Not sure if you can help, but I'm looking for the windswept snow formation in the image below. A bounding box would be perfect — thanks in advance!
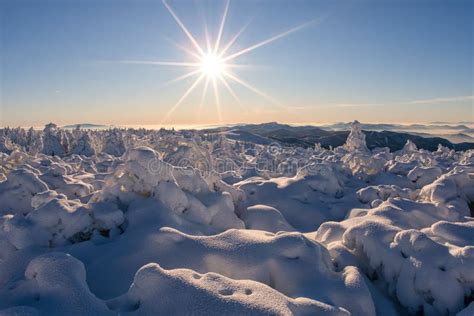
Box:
[0,122,473,315]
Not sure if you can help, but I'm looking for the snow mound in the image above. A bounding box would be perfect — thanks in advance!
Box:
[419,166,474,217]
[342,222,474,315]
[143,228,376,315]
[407,166,442,188]
[236,163,349,232]
[357,185,417,204]
[97,146,244,230]
[109,263,350,315]
[0,169,48,215]
[314,196,474,315]
[240,204,296,232]
[422,220,474,247]
[3,197,124,249]
[0,253,111,315]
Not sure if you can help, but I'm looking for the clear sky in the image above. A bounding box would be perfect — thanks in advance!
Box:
[1,0,473,127]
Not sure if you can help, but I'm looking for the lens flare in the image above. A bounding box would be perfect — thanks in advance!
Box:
[122,0,312,123]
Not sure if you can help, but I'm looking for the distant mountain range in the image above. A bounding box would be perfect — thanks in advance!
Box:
[203,122,474,152]
[59,121,474,151]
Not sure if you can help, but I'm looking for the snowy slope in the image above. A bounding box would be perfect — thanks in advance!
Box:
[0,121,473,315]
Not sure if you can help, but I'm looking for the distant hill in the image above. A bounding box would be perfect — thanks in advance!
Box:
[62,123,109,129]
[205,122,474,152]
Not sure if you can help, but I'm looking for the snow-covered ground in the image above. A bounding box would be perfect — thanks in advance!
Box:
[0,121,473,315]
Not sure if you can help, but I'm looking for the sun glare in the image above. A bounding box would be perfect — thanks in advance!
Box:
[200,53,225,78]
[122,0,312,123]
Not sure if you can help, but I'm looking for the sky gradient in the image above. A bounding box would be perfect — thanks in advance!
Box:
[1,0,473,127]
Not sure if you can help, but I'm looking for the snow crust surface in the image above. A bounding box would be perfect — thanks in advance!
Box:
[0,122,473,315]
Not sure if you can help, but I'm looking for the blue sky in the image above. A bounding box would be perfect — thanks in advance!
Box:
[1,0,472,127]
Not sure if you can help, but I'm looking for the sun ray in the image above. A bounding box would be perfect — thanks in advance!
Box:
[118,60,200,67]
[204,23,212,54]
[222,21,313,62]
[211,77,222,122]
[218,17,254,58]
[224,63,259,69]
[218,75,247,113]
[161,74,205,123]
[214,0,230,54]
[197,77,210,122]
[197,0,212,55]
[223,71,282,107]
[162,0,206,56]
[167,69,202,85]
[164,37,203,61]
[218,75,238,102]
[137,0,312,122]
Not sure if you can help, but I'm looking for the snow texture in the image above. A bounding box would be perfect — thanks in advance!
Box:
[0,122,473,315]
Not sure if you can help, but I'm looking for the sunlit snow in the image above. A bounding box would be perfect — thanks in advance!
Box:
[0,121,473,315]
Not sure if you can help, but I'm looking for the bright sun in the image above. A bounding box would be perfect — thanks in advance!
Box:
[123,0,311,123]
[200,54,225,78]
